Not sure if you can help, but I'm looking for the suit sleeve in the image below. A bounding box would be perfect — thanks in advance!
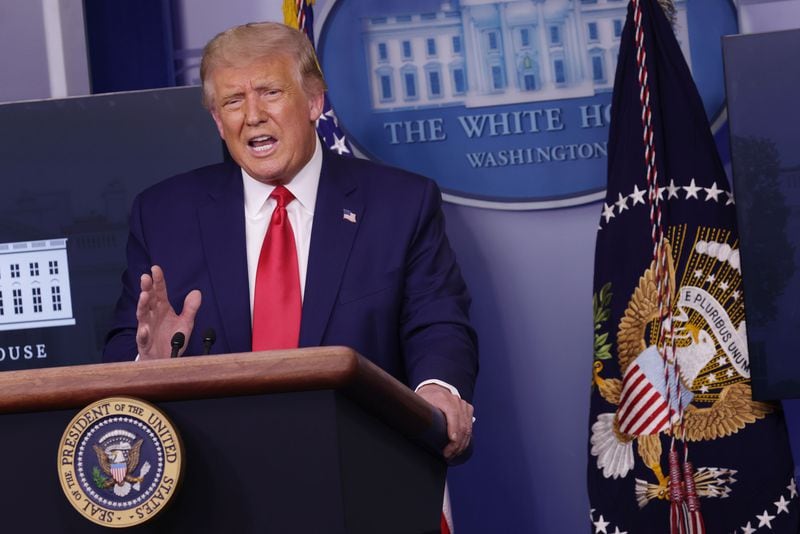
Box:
[400,179,479,402]
[102,194,150,362]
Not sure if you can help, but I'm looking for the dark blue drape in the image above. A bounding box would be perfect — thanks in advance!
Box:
[83,0,177,93]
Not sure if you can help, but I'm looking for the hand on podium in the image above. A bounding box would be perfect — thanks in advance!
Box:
[136,265,202,360]
[416,383,474,460]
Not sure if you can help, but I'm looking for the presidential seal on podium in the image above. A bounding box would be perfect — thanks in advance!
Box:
[57,397,184,528]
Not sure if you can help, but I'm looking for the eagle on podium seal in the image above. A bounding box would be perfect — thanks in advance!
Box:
[57,397,183,528]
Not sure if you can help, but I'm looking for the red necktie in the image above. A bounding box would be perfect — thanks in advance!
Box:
[251,185,301,351]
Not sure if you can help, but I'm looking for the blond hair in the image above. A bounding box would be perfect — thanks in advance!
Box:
[200,22,327,109]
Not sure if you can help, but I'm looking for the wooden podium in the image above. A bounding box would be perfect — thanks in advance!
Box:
[0,347,448,533]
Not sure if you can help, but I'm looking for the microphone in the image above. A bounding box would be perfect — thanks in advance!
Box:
[202,327,216,355]
[170,332,185,358]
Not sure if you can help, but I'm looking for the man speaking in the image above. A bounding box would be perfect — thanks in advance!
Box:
[103,22,478,460]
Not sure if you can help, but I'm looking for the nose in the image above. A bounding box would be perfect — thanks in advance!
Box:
[244,93,266,126]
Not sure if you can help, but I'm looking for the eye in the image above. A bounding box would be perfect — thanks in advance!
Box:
[222,97,243,109]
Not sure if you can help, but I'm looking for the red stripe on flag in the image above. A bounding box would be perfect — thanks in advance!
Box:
[630,399,668,435]
[617,370,649,422]
[619,387,660,434]
[441,512,451,534]
[618,370,646,411]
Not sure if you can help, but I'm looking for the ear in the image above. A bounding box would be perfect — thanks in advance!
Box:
[308,90,324,122]
[210,109,225,139]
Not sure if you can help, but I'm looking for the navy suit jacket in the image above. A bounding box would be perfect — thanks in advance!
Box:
[103,150,478,401]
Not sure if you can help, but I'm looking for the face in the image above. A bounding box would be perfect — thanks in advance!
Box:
[208,54,324,185]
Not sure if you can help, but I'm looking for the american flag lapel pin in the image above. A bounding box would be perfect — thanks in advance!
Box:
[342,208,357,223]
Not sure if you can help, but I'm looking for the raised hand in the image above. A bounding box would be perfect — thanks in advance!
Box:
[135,265,202,360]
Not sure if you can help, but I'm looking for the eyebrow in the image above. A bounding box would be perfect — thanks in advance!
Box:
[219,89,245,101]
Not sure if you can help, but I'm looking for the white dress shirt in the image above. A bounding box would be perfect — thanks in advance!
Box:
[242,137,322,315]
[241,138,460,398]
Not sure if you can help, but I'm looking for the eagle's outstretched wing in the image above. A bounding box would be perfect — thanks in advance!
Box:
[682,382,774,441]
[617,241,676,375]
[127,439,143,472]
[93,444,111,475]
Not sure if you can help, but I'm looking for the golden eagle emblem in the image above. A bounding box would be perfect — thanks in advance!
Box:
[591,230,775,507]
[92,430,150,497]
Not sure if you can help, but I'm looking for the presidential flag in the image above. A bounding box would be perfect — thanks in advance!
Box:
[283,0,353,157]
[588,1,799,532]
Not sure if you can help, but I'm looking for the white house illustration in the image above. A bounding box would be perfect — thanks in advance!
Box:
[0,239,76,331]
[363,0,690,110]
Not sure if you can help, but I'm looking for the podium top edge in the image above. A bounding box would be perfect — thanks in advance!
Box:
[0,346,361,413]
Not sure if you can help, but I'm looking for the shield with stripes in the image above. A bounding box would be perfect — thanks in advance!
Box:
[616,345,693,436]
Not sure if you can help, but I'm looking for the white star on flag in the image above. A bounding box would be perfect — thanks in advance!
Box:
[683,178,701,199]
[788,479,798,498]
[602,203,616,223]
[666,178,681,199]
[615,193,629,213]
[630,184,646,205]
[593,514,610,534]
[726,190,736,205]
[775,495,791,514]
[757,509,776,528]
[740,521,756,534]
[330,133,351,155]
[704,181,723,201]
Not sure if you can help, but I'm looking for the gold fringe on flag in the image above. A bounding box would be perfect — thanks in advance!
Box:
[283,0,299,28]
[283,0,316,29]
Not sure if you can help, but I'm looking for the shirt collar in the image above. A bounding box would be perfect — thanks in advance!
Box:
[242,136,322,217]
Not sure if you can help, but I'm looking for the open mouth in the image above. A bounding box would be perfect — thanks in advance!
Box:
[248,135,276,153]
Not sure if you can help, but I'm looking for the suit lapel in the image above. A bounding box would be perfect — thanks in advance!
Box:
[197,162,252,353]
[300,152,362,347]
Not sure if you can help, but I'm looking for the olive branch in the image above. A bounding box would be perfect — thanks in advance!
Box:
[92,466,109,489]
[593,282,613,361]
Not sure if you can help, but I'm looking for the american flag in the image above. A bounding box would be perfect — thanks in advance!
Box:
[616,346,693,436]
[342,208,356,224]
[283,0,353,158]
